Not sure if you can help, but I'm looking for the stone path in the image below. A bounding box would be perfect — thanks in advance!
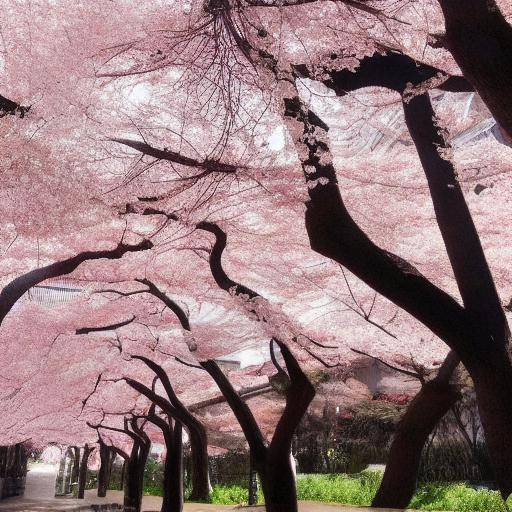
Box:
[0,463,411,511]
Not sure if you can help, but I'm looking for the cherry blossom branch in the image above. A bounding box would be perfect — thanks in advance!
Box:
[76,315,136,335]
[112,138,240,174]
[0,239,153,326]
[81,373,103,414]
[350,348,422,380]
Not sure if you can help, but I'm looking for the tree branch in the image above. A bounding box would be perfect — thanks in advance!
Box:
[0,239,152,326]
[200,359,267,454]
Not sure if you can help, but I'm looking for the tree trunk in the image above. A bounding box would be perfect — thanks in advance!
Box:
[71,447,80,490]
[97,442,111,498]
[126,357,211,502]
[468,348,512,497]
[372,380,460,508]
[77,444,93,500]
[202,346,314,512]
[283,68,512,500]
[258,453,298,512]
[124,442,150,512]
[438,0,512,141]
[188,428,210,502]
[162,421,184,512]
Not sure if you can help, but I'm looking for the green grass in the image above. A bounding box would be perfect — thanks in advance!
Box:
[150,472,510,510]
[296,471,382,506]
[410,482,508,512]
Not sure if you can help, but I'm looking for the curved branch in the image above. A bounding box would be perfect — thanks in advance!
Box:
[283,95,480,364]
[195,221,259,298]
[269,339,315,455]
[134,279,191,331]
[200,359,266,455]
[350,348,421,380]
[0,239,153,326]
[112,138,239,174]
[76,316,136,335]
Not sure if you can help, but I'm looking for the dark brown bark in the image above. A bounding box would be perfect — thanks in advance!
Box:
[437,0,512,140]
[142,405,184,512]
[201,339,315,512]
[196,220,314,511]
[0,94,30,118]
[372,352,460,508]
[165,421,184,512]
[283,52,512,499]
[97,439,114,498]
[123,419,151,512]
[128,355,211,501]
[77,444,94,499]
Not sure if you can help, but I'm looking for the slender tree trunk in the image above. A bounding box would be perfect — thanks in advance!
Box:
[71,447,80,489]
[162,421,184,512]
[202,344,314,512]
[124,443,150,512]
[77,445,94,500]
[126,356,211,502]
[97,441,111,497]
[188,428,210,502]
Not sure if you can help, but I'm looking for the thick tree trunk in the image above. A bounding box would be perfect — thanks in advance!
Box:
[97,442,111,498]
[162,421,184,512]
[372,380,460,507]
[468,348,512,497]
[188,428,210,502]
[124,442,150,512]
[438,0,512,141]
[202,344,314,512]
[126,357,211,502]
[258,454,298,512]
[283,63,512,500]
[77,444,94,500]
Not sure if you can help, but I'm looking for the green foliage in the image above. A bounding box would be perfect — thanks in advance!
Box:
[410,483,508,512]
[144,484,163,497]
[209,484,264,505]
[296,471,382,506]
[143,457,164,489]
[199,473,510,511]
[295,473,509,512]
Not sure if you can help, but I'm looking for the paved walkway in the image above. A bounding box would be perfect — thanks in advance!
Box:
[0,463,411,511]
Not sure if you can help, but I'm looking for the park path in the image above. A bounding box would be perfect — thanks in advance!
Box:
[0,463,412,511]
